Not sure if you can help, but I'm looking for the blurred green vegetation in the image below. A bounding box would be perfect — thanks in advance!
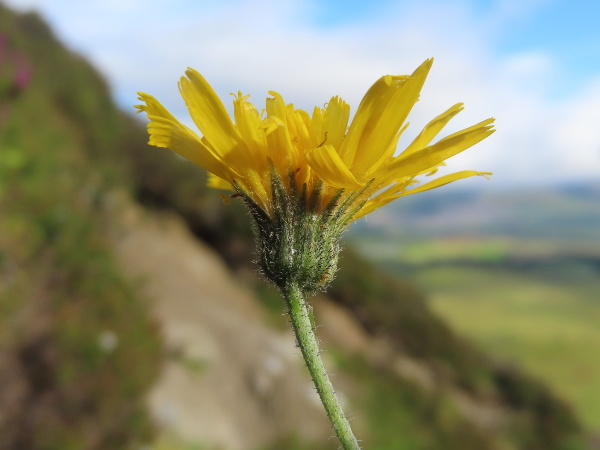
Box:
[413,264,600,429]
[333,350,496,450]
[0,2,589,449]
[328,250,586,449]
[349,186,600,432]
[1,5,161,449]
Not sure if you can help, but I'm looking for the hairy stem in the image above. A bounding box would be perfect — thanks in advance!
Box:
[283,283,361,450]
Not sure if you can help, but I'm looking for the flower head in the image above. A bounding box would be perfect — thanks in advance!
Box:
[136,60,494,292]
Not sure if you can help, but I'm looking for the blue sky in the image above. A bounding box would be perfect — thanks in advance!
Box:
[489,0,600,96]
[4,0,600,187]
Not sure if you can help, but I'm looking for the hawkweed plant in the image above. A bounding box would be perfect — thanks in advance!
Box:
[136,59,494,449]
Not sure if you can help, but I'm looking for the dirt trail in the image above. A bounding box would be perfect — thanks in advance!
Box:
[108,196,333,449]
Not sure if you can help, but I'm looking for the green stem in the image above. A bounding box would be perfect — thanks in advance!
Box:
[283,283,361,450]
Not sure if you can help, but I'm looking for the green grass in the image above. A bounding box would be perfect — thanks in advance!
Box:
[1,7,163,447]
[350,228,600,431]
[330,352,496,450]
[351,235,600,266]
[409,264,600,430]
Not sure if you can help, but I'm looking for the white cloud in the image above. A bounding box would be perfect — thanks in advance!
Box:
[4,0,600,187]
[552,78,600,176]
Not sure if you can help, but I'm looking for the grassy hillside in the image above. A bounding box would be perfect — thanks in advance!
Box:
[0,6,161,449]
[348,185,600,431]
[417,264,600,429]
[0,3,589,449]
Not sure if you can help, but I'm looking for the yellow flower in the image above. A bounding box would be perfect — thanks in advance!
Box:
[135,59,494,223]
[136,61,495,447]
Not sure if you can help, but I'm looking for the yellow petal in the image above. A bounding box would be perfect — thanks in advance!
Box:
[339,74,408,166]
[266,90,289,122]
[350,178,412,220]
[311,106,325,141]
[399,170,492,197]
[352,195,394,221]
[400,103,464,156]
[288,107,315,152]
[306,144,363,189]
[232,92,269,171]
[286,108,316,187]
[261,115,285,135]
[321,96,350,150]
[350,59,433,176]
[136,92,236,181]
[364,121,410,179]
[353,170,491,220]
[207,173,234,190]
[179,69,246,161]
[380,118,495,182]
[233,92,264,146]
[238,168,271,213]
[264,91,296,170]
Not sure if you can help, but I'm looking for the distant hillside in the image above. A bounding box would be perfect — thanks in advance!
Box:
[351,182,600,242]
[0,2,589,449]
[346,179,600,436]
